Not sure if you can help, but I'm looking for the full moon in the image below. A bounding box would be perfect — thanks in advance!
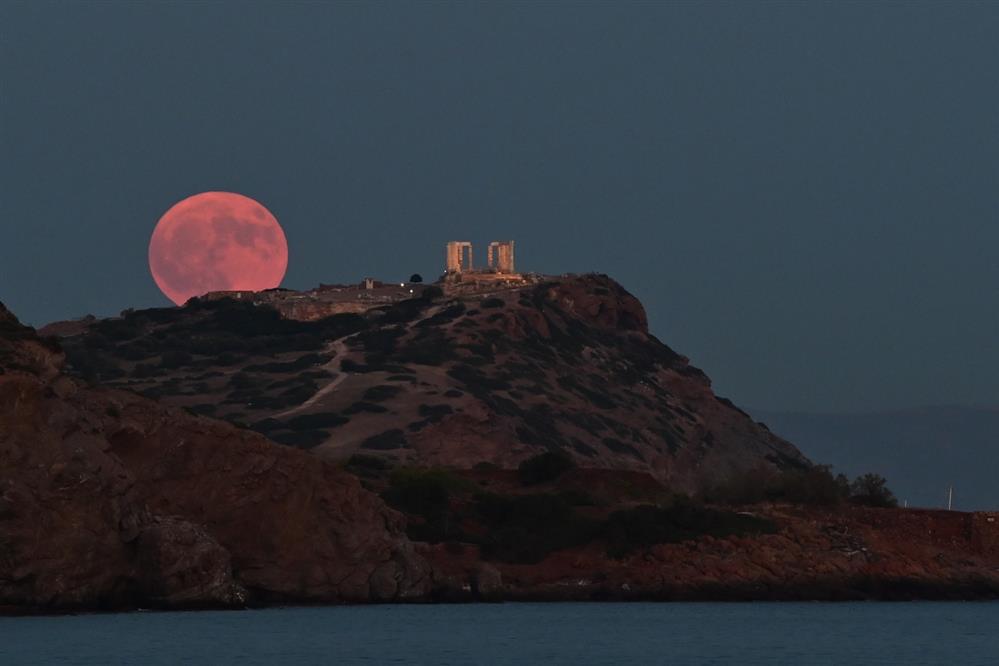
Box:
[149,192,288,306]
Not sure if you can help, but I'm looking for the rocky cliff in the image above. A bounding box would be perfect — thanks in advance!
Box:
[0,303,429,612]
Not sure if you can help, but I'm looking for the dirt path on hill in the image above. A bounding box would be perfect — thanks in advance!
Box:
[272,338,350,419]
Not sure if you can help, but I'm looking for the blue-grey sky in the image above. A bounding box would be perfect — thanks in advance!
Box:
[1,1,997,412]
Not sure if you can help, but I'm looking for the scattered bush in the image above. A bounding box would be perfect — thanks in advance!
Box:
[602,497,777,558]
[360,429,408,450]
[245,353,326,373]
[559,489,598,507]
[517,450,575,486]
[382,468,471,542]
[704,466,896,508]
[268,429,329,449]
[378,299,428,325]
[344,401,388,414]
[362,384,404,402]
[418,404,453,421]
[416,303,466,328]
[475,493,596,564]
[386,374,416,382]
[340,358,376,373]
[420,286,444,302]
[346,454,392,478]
[850,473,898,508]
[159,349,192,369]
[132,363,159,379]
[602,437,645,460]
[447,364,511,393]
[283,412,349,430]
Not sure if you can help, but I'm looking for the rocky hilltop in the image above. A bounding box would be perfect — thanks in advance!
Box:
[49,274,806,493]
[4,275,999,613]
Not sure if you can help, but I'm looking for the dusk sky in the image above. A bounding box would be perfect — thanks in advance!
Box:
[1,1,997,413]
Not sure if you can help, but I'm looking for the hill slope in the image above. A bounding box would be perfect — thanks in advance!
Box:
[51,274,808,492]
[0,302,429,611]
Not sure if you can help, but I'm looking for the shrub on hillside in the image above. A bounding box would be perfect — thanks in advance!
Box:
[849,473,898,508]
[705,466,897,508]
[475,492,597,564]
[284,412,349,430]
[363,384,404,402]
[159,349,192,369]
[360,429,408,450]
[602,497,777,558]
[420,286,444,302]
[268,429,329,449]
[517,450,575,486]
[345,454,392,479]
[382,468,471,542]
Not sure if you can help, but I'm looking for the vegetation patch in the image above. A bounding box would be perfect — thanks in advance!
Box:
[362,384,405,402]
[418,403,454,421]
[268,429,329,449]
[602,499,778,558]
[386,374,416,382]
[345,454,393,479]
[360,429,408,450]
[344,401,389,414]
[416,303,466,328]
[381,468,473,542]
[703,466,898,508]
[396,328,455,366]
[245,353,328,373]
[475,493,596,564]
[602,437,645,461]
[283,412,349,430]
[517,450,575,486]
[447,364,511,394]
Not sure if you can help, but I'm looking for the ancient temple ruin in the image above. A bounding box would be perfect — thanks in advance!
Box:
[445,240,515,274]
[445,241,473,273]
[487,241,515,274]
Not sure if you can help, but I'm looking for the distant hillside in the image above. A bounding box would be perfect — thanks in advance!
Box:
[755,407,999,510]
[47,274,807,492]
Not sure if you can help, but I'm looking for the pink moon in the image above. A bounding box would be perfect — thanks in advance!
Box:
[148,192,288,306]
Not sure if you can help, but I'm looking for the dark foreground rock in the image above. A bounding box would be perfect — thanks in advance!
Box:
[0,302,430,612]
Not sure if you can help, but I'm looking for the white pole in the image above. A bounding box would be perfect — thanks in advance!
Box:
[948,485,953,511]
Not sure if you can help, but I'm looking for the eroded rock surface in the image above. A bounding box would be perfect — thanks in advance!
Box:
[0,303,429,612]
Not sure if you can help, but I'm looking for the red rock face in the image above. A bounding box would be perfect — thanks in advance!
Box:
[104,398,430,602]
[0,303,429,612]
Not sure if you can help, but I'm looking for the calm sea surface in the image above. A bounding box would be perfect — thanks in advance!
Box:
[0,602,996,665]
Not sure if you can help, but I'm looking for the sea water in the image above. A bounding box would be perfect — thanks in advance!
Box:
[1,602,996,665]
